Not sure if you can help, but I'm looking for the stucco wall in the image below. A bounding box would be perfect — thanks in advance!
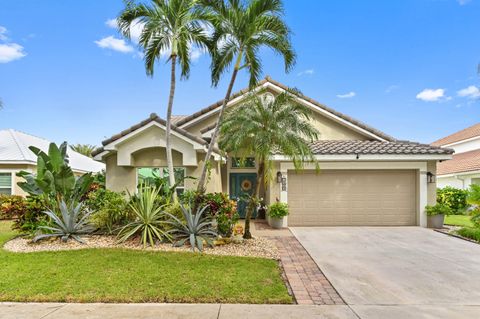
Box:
[437,173,480,190]
[105,154,137,194]
[427,161,437,205]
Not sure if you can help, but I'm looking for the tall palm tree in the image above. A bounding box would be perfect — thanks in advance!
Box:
[196,0,296,192]
[70,144,96,158]
[118,0,210,196]
[219,90,319,239]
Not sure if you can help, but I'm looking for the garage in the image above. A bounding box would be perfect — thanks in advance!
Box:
[287,170,417,226]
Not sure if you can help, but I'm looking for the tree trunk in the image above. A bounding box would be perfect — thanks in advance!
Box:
[196,67,239,193]
[244,161,264,239]
[166,55,177,201]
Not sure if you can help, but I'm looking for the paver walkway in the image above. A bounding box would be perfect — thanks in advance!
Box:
[252,221,344,306]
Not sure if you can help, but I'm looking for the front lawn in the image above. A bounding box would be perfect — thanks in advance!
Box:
[457,227,480,243]
[0,221,291,303]
[444,215,474,227]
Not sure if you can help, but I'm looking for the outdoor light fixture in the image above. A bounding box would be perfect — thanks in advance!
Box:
[427,172,436,183]
[276,171,283,183]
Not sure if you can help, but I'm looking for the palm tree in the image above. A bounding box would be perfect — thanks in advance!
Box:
[70,144,96,158]
[219,90,319,239]
[196,0,296,193]
[118,0,210,197]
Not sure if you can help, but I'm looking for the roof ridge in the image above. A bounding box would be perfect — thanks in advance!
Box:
[432,122,480,146]
[8,129,30,161]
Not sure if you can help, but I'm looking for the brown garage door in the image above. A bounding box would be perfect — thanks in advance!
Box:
[288,170,416,226]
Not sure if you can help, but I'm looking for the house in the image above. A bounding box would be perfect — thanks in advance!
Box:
[92,77,453,227]
[0,129,105,196]
[432,123,480,189]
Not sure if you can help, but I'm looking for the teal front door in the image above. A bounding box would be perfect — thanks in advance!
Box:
[230,173,257,218]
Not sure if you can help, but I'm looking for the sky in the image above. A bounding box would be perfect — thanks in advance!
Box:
[0,0,479,147]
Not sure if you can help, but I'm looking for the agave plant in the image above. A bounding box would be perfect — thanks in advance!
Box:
[166,204,217,252]
[117,185,170,247]
[33,201,94,243]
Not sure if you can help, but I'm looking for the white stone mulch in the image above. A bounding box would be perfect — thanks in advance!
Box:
[3,235,279,259]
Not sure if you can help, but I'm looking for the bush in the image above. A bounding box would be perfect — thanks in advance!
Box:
[267,202,289,219]
[197,192,238,237]
[457,227,480,242]
[0,195,27,220]
[85,188,130,234]
[425,203,452,216]
[8,196,49,235]
[437,187,468,214]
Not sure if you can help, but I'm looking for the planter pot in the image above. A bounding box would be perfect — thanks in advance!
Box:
[427,214,445,229]
[268,217,285,229]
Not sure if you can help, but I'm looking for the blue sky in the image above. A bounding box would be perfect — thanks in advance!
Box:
[0,0,479,147]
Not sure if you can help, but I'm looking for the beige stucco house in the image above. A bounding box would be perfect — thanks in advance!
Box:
[93,77,453,227]
[0,129,105,196]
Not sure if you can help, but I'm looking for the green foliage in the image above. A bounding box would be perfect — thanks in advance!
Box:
[471,210,480,228]
[467,184,480,206]
[194,192,238,237]
[0,195,26,220]
[425,203,453,216]
[69,144,96,158]
[267,202,289,219]
[436,186,468,214]
[16,142,94,209]
[457,227,480,242]
[33,201,94,243]
[139,169,193,204]
[166,205,217,252]
[11,196,49,235]
[85,188,130,234]
[117,185,170,247]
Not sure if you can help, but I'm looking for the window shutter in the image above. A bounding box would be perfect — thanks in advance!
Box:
[0,173,12,188]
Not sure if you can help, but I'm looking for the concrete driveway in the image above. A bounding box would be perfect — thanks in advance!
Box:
[291,227,480,319]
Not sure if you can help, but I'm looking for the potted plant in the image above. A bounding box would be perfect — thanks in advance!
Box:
[267,202,289,229]
[425,204,452,229]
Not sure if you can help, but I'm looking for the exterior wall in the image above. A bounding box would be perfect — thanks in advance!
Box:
[105,154,137,194]
[309,112,368,140]
[0,164,35,196]
[427,161,437,205]
[437,172,480,189]
[443,137,480,154]
[133,148,183,167]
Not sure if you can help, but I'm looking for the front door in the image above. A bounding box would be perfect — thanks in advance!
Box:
[229,173,257,218]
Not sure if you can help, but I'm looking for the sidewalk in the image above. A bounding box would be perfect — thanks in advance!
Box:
[0,303,357,319]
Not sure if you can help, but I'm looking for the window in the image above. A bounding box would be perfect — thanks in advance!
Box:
[0,173,12,195]
[231,157,256,168]
[137,167,186,195]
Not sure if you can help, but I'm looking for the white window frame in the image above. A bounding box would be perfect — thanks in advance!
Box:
[0,171,14,195]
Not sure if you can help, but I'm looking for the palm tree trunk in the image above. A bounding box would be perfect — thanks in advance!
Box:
[244,160,264,239]
[166,55,177,201]
[196,67,239,193]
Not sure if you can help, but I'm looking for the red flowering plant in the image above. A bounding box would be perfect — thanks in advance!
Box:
[197,192,239,237]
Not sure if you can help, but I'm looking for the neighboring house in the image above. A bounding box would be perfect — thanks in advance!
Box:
[432,123,480,189]
[93,77,453,227]
[0,129,105,196]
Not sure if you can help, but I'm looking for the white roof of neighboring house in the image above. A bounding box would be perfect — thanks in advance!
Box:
[0,129,105,173]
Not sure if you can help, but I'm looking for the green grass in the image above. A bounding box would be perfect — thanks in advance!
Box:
[457,227,480,243]
[444,215,474,227]
[0,221,291,303]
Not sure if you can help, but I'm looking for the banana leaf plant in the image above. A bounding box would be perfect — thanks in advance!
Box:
[16,142,94,210]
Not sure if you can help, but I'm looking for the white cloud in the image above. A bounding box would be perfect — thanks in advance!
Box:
[457,85,480,99]
[297,69,314,76]
[416,88,446,102]
[105,18,143,44]
[457,0,471,5]
[105,18,117,29]
[0,26,26,63]
[336,91,356,99]
[94,36,134,53]
[385,85,399,94]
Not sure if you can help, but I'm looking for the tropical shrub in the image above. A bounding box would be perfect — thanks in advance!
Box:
[85,188,130,234]
[166,205,217,252]
[11,196,49,235]
[425,203,452,216]
[117,185,170,247]
[196,192,238,237]
[33,201,94,243]
[267,202,289,219]
[437,187,468,214]
[467,184,480,228]
[0,195,26,220]
[16,142,94,210]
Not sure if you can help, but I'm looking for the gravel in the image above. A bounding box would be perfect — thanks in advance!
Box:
[3,235,279,259]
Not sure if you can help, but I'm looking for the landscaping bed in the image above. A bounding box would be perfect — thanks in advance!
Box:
[0,221,291,304]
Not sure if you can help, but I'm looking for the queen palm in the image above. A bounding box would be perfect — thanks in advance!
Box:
[118,0,209,197]
[69,144,96,158]
[196,0,296,193]
[219,90,319,239]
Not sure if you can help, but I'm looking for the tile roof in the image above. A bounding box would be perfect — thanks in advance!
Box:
[171,115,188,124]
[308,140,454,155]
[176,76,396,142]
[92,113,220,157]
[437,149,480,175]
[431,123,480,146]
[0,129,105,173]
